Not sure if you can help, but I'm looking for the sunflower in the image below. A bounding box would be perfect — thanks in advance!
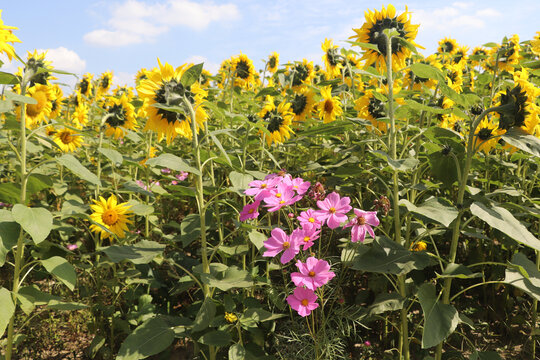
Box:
[24,50,56,86]
[102,94,138,139]
[96,71,113,97]
[113,85,134,99]
[532,32,540,56]
[49,84,63,120]
[267,52,279,73]
[287,59,315,87]
[350,4,421,72]
[434,96,455,125]
[72,100,89,129]
[0,10,21,61]
[438,37,458,55]
[470,46,489,68]
[445,63,464,93]
[321,38,343,79]
[90,194,133,240]
[17,83,53,128]
[137,59,208,144]
[230,53,258,89]
[52,127,84,152]
[440,114,466,137]
[355,89,388,133]
[494,84,538,135]
[135,68,148,85]
[199,69,212,87]
[474,119,505,154]
[318,86,343,124]
[405,57,438,91]
[77,73,94,98]
[451,46,469,66]
[491,34,520,73]
[259,97,294,146]
[289,86,315,122]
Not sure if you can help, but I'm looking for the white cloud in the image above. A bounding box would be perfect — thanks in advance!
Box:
[84,0,240,47]
[0,54,20,74]
[476,8,502,17]
[112,71,135,88]
[37,47,86,74]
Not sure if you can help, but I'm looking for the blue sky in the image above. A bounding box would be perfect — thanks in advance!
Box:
[1,0,538,90]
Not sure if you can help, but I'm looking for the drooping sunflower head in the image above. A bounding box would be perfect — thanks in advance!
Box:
[89,194,133,240]
[113,85,134,99]
[52,127,84,153]
[355,89,387,133]
[350,4,421,72]
[259,97,294,146]
[199,69,212,87]
[438,37,459,55]
[267,52,280,73]
[137,59,208,144]
[491,34,521,72]
[97,71,113,97]
[135,68,148,85]
[25,50,55,86]
[321,38,343,79]
[102,94,138,139]
[474,118,505,154]
[0,10,21,61]
[287,59,315,88]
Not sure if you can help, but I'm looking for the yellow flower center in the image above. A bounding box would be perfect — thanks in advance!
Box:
[357,216,366,225]
[102,209,119,226]
[329,207,336,214]
[261,184,267,188]
[59,131,74,144]
[304,236,310,242]
[279,200,285,204]
[301,299,309,306]
[275,193,282,198]
[308,217,315,223]
[282,241,290,249]
[308,271,316,277]
[248,208,254,214]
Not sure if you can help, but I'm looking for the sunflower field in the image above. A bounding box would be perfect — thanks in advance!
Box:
[1,4,540,360]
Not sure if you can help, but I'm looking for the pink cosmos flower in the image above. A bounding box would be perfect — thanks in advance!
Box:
[171,180,178,185]
[315,192,352,229]
[286,287,319,317]
[292,223,320,250]
[67,244,78,251]
[176,172,189,181]
[291,257,335,290]
[263,228,300,264]
[343,209,380,243]
[244,177,280,201]
[263,183,302,212]
[161,168,171,174]
[297,209,322,229]
[283,177,311,195]
[239,201,260,221]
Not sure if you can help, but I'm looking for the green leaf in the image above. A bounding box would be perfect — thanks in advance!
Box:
[438,263,481,279]
[229,344,246,360]
[192,297,216,332]
[0,72,19,85]
[11,204,52,244]
[470,351,503,360]
[0,99,14,113]
[200,266,253,291]
[417,283,459,349]
[17,285,87,313]
[229,171,253,190]
[99,148,123,166]
[41,256,77,291]
[504,253,540,301]
[0,287,15,337]
[210,132,232,167]
[88,335,106,359]
[346,40,380,52]
[180,213,201,247]
[101,240,166,265]
[255,87,280,99]
[26,173,53,196]
[366,293,404,317]
[0,182,21,204]
[248,230,266,251]
[117,317,175,360]
[180,63,204,87]
[409,63,444,81]
[126,200,154,216]
[0,221,19,266]
[5,90,38,105]
[470,201,540,252]
[502,127,540,157]
[372,150,419,172]
[57,154,101,186]
[145,153,200,175]
[351,237,431,275]
[199,330,231,347]
[399,197,458,227]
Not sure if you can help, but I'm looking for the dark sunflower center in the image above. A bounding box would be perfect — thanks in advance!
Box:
[452,51,464,64]
[106,104,128,127]
[247,114,258,123]
[291,94,307,115]
[59,131,73,144]
[474,49,486,56]
[368,17,406,56]
[477,127,493,141]
[368,97,386,119]
[497,85,528,130]
[100,76,110,89]
[324,99,334,113]
[265,109,285,133]
[27,58,51,86]
[51,99,59,113]
[291,64,309,86]
[269,56,277,69]
[326,48,340,67]
[442,41,455,53]
[154,79,194,125]
[500,43,515,61]
[453,121,463,133]
[235,60,251,79]
[80,79,90,95]
[447,70,458,83]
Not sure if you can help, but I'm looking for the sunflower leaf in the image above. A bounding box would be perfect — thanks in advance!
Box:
[11,204,53,245]
[4,91,38,105]
[180,63,204,87]
[345,40,380,53]
[57,154,102,187]
[502,127,540,157]
[41,256,77,291]
[0,71,19,85]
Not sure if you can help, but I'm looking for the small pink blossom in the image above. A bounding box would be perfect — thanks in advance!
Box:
[67,244,78,251]
[286,287,319,317]
[283,177,311,195]
[161,168,171,174]
[171,180,178,185]
[315,192,352,229]
[176,172,189,181]
[291,257,335,290]
[287,212,295,218]
[244,177,280,201]
[292,223,320,250]
[343,209,379,243]
[263,228,301,264]
[263,183,302,212]
[239,201,260,221]
[297,209,322,229]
